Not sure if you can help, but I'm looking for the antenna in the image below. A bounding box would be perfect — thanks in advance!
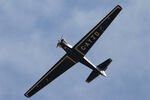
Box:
[60,34,63,40]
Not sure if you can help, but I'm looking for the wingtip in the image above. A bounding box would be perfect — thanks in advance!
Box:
[116,5,122,10]
[24,93,30,98]
[108,58,112,62]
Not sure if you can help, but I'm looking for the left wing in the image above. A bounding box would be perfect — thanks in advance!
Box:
[24,54,77,98]
[73,5,122,56]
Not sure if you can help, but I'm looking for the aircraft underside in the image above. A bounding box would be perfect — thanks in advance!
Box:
[24,5,122,98]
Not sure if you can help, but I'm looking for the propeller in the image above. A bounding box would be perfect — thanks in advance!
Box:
[56,34,63,48]
[56,40,61,48]
[60,34,63,40]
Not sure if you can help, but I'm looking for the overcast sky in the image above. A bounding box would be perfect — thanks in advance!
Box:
[0,0,150,100]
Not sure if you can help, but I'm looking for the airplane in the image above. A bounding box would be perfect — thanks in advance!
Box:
[24,5,122,98]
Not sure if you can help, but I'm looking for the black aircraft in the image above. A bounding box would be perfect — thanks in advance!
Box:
[24,5,122,98]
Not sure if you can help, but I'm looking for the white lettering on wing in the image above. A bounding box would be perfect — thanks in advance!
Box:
[80,31,100,51]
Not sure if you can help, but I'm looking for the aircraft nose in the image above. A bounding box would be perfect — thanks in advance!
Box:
[56,40,61,48]
[61,39,64,42]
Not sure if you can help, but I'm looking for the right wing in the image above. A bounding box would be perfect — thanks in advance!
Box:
[24,54,77,98]
[73,5,122,56]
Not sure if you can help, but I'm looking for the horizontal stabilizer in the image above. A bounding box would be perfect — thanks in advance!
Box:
[86,70,99,83]
[86,58,112,83]
[97,58,112,71]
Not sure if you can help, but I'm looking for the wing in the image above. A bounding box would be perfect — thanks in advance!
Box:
[73,5,122,56]
[24,54,77,98]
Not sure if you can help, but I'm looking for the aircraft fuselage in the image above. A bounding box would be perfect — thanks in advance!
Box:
[60,41,99,72]
[25,5,121,98]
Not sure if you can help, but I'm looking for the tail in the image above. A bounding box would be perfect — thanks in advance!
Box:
[86,58,112,83]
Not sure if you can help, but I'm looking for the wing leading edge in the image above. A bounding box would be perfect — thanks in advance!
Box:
[73,5,122,56]
[24,54,77,98]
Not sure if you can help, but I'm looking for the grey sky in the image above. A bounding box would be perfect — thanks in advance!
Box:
[0,0,150,100]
